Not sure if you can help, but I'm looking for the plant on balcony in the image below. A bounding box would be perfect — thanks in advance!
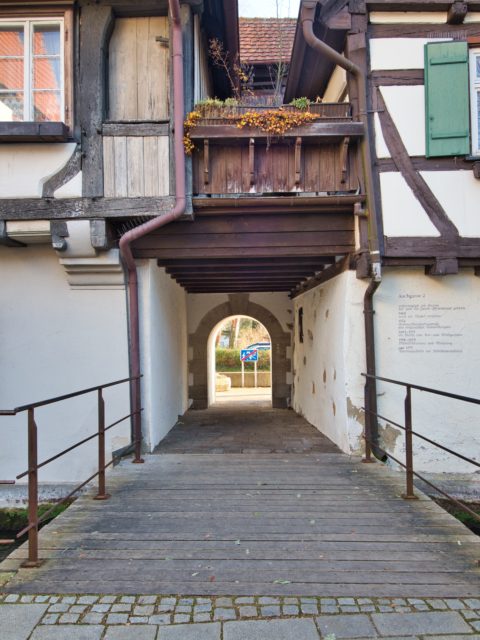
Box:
[235,108,319,136]
[183,98,321,155]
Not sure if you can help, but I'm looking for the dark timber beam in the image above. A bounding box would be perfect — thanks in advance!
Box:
[384,237,480,259]
[447,2,468,24]
[0,197,177,220]
[290,256,352,299]
[79,5,114,198]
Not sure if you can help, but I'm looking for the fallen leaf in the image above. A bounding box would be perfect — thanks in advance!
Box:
[273,579,291,584]
[310,519,316,525]
[235,540,241,545]
[191,572,199,577]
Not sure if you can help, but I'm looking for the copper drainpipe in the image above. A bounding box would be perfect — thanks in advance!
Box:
[119,0,186,463]
[301,0,382,453]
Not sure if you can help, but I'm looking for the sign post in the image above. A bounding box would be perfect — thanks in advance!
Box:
[240,349,258,389]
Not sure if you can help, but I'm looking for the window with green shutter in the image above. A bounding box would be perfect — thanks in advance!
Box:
[424,41,470,158]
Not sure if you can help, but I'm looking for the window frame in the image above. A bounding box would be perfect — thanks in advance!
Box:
[469,47,480,157]
[0,5,73,132]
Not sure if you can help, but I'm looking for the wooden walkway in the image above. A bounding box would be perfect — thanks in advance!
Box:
[3,409,480,597]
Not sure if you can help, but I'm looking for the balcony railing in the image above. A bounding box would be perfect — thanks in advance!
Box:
[190,103,364,198]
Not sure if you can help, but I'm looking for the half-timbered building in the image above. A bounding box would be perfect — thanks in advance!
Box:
[0,0,479,499]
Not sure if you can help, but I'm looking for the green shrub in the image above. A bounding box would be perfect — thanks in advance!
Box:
[290,97,311,111]
[0,502,72,534]
[216,348,271,372]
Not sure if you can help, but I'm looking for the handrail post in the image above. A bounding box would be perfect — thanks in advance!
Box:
[362,379,373,463]
[402,385,417,500]
[21,408,42,567]
[94,389,110,500]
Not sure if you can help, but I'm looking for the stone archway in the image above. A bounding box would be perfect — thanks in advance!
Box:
[189,294,291,409]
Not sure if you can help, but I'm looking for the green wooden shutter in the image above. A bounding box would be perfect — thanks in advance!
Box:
[424,42,470,157]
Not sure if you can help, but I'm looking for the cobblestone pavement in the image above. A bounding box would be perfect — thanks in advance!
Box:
[1,594,480,639]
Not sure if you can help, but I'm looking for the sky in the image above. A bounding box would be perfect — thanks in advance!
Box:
[238,0,301,18]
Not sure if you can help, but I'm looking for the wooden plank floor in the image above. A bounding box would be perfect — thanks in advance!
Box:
[3,451,480,596]
[155,404,340,454]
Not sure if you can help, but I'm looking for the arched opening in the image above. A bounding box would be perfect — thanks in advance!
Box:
[189,294,291,410]
[207,315,272,407]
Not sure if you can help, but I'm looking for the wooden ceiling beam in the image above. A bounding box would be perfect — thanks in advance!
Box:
[158,257,335,267]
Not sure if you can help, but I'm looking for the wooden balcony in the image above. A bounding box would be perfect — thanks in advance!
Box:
[190,103,364,207]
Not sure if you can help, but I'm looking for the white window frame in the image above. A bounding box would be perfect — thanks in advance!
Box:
[470,47,480,156]
[0,17,65,122]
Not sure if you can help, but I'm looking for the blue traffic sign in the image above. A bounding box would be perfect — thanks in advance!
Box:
[240,349,258,362]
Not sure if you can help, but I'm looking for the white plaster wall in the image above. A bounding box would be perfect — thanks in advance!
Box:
[380,172,440,237]
[0,144,81,198]
[292,272,367,455]
[54,172,83,199]
[421,171,480,237]
[374,112,390,159]
[138,262,188,450]
[0,245,130,485]
[379,86,426,157]
[370,12,447,24]
[375,268,480,474]
[369,37,450,71]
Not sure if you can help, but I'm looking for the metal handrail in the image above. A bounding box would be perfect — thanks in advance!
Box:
[362,373,480,525]
[0,375,139,414]
[363,373,480,406]
[0,375,143,568]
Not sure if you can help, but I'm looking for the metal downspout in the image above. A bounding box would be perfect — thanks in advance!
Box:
[119,0,186,463]
[301,1,382,452]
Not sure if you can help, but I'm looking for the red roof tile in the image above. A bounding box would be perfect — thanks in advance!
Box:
[239,18,296,65]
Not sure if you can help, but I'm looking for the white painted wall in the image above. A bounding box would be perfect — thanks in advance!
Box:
[374,113,390,159]
[370,12,447,24]
[292,269,480,476]
[380,172,440,237]
[0,245,130,486]
[138,262,188,450]
[375,268,480,474]
[369,37,450,71]
[379,86,426,157]
[0,144,81,198]
[421,171,480,237]
[293,272,367,455]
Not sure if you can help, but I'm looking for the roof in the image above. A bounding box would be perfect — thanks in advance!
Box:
[239,18,296,65]
[284,1,349,103]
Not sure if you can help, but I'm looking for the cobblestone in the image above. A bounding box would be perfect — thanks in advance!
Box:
[149,614,171,625]
[214,607,237,621]
[82,613,105,624]
[106,613,129,625]
[2,594,480,638]
[59,613,80,623]
[261,605,281,617]
[173,613,191,624]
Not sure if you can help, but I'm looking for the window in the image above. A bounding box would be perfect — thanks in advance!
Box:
[0,10,72,127]
[424,41,480,158]
[470,48,480,157]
